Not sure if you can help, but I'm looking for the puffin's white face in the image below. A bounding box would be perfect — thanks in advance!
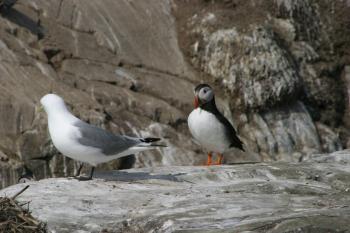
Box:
[40,94,67,115]
[197,86,214,102]
[194,84,214,108]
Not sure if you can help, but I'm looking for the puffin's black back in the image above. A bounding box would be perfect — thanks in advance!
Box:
[212,108,245,151]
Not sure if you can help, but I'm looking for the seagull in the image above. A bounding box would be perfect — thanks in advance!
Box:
[40,94,164,180]
[188,84,244,165]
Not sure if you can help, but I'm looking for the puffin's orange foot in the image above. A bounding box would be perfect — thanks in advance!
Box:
[214,154,223,165]
[206,153,213,166]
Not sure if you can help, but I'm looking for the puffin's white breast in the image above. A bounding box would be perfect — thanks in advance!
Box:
[188,108,230,153]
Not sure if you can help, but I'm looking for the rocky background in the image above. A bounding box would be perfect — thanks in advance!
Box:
[0,0,350,189]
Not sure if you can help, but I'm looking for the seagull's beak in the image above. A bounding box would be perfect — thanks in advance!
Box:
[194,96,199,108]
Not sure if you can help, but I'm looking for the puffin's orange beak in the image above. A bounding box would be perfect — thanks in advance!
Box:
[194,96,199,108]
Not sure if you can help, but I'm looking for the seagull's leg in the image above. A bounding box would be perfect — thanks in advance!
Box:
[206,152,212,166]
[75,163,84,177]
[88,167,95,180]
[215,153,224,165]
[75,166,94,181]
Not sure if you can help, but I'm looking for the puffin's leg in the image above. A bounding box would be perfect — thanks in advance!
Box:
[216,153,224,165]
[206,152,213,166]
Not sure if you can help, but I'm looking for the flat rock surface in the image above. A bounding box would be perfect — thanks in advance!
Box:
[1,150,350,233]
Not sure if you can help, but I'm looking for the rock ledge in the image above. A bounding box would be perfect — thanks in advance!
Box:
[1,150,350,233]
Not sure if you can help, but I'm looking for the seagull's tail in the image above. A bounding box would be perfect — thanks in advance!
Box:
[139,137,167,147]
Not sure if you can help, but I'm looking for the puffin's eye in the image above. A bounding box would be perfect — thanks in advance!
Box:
[203,89,207,94]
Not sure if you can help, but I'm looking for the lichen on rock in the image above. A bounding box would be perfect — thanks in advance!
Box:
[196,26,300,110]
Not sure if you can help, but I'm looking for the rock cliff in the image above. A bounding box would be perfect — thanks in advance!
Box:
[174,0,349,161]
[1,0,350,188]
[0,0,200,188]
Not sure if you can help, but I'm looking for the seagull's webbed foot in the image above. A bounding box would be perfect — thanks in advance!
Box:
[75,163,84,177]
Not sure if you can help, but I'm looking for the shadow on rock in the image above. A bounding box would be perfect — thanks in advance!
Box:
[0,7,44,38]
[95,170,185,182]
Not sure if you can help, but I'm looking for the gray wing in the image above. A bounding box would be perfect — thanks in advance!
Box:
[73,121,141,155]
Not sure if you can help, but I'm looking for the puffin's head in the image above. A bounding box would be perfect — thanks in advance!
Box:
[193,84,214,108]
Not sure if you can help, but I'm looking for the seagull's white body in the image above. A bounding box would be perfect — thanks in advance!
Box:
[188,108,230,153]
[41,94,158,166]
[46,110,100,164]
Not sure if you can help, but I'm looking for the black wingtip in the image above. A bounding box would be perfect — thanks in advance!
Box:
[140,137,161,143]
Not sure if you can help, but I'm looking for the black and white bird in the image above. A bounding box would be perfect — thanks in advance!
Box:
[188,84,244,165]
[40,94,164,180]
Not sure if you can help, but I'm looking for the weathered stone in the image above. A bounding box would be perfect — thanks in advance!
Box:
[199,27,300,110]
[315,122,342,154]
[1,150,350,232]
[238,102,323,162]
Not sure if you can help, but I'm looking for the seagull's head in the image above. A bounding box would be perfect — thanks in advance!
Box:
[194,84,214,108]
[40,94,68,115]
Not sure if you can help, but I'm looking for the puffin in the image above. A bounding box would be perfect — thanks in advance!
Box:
[188,84,244,165]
